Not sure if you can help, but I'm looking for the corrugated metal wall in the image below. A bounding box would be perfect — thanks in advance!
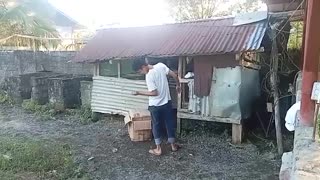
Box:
[187,66,260,120]
[91,76,149,115]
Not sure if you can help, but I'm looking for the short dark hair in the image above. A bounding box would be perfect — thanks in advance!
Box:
[132,58,147,72]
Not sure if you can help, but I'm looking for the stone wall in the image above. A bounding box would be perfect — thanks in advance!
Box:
[48,76,92,110]
[2,72,56,103]
[31,74,73,105]
[80,81,93,107]
[0,51,93,85]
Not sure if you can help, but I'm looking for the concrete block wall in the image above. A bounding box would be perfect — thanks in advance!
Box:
[31,74,73,105]
[48,76,92,110]
[2,72,53,103]
[80,81,93,107]
[31,76,52,105]
[2,76,23,103]
[0,51,93,85]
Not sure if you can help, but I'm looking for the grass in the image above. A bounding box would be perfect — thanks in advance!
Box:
[0,137,88,180]
[21,100,58,121]
[66,106,96,125]
[0,91,15,106]
[22,100,96,124]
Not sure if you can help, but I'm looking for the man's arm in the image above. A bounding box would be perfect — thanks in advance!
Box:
[168,70,181,93]
[133,74,158,96]
[133,90,158,96]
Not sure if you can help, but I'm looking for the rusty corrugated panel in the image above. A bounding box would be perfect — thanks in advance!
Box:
[74,17,267,63]
[187,66,260,120]
[91,76,149,115]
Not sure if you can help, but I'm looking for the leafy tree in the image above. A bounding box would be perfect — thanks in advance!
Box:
[0,0,60,50]
[287,21,303,49]
[166,0,262,22]
[65,30,94,51]
[227,0,262,14]
[166,0,227,21]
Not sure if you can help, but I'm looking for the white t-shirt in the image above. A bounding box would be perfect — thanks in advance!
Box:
[146,63,171,106]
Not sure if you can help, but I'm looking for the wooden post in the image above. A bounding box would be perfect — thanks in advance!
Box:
[301,0,320,126]
[117,61,121,78]
[312,103,320,141]
[232,124,243,144]
[270,25,283,155]
[94,63,100,76]
[177,57,183,134]
[182,57,186,105]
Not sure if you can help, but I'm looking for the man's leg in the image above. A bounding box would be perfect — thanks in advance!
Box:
[149,106,162,155]
[163,101,179,151]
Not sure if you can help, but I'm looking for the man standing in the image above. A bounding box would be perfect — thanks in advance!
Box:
[132,58,180,156]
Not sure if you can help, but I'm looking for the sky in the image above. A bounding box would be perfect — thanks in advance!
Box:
[49,0,174,29]
[49,0,267,30]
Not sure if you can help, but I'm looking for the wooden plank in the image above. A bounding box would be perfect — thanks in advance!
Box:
[179,109,190,113]
[177,111,241,124]
[232,124,243,144]
[180,78,191,84]
[177,57,183,134]
[269,9,304,21]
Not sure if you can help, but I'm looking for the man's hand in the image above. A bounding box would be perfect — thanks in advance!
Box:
[168,70,181,94]
[132,91,139,96]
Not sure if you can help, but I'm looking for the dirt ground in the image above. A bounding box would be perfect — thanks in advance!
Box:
[0,104,281,180]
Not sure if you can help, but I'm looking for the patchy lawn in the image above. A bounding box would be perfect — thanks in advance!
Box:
[0,104,281,180]
[0,137,88,180]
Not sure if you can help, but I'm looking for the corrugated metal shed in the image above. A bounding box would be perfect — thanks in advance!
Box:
[91,76,148,115]
[73,17,267,63]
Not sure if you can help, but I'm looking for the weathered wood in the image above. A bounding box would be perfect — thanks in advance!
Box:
[181,57,186,106]
[177,57,183,134]
[232,124,243,144]
[94,63,100,76]
[269,9,304,21]
[312,103,320,141]
[270,25,283,155]
[117,61,121,78]
[177,111,241,124]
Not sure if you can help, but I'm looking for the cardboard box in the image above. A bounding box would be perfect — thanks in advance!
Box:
[125,109,152,142]
[128,120,152,142]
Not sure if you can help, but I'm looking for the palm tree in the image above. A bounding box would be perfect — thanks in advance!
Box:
[0,0,61,50]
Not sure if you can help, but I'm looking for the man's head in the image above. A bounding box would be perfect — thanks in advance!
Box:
[132,58,149,74]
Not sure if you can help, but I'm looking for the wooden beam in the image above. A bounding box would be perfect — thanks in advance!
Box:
[181,57,187,107]
[270,24,283,155]
[177,57,183,134]
[269,9,304,21]
[177,111,241,124]
[232,124,243,144]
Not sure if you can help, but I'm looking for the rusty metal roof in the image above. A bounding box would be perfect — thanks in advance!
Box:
[73,17,267,63]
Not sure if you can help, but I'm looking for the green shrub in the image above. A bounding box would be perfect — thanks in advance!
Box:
[22,100,57,120]
[0,91,14,105]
